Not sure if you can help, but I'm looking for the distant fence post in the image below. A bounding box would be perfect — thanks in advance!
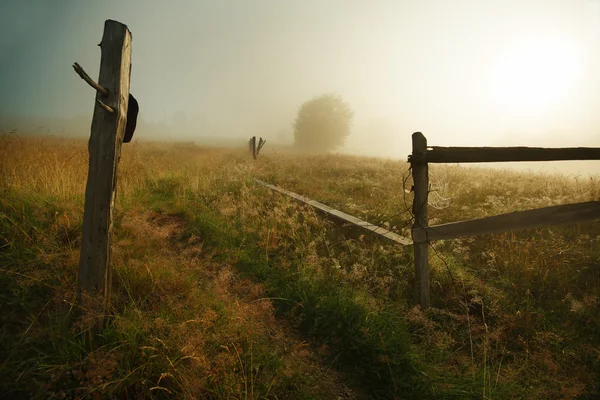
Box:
[251,136,257,159]
[75,20,132,329]
[256,137,266,155]
[411,132,430,309]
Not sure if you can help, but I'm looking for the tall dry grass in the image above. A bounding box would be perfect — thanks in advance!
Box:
[1,134,598,399]
[1,135,351,399]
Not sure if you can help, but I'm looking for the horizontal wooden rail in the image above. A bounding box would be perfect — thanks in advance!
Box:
[408,146,600,164]
[413,201,600,243]
[255,180,412,245]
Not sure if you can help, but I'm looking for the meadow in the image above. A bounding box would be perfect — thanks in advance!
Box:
[0,135,598,399]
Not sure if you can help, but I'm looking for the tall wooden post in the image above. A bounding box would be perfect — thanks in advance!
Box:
[252,136,257,159]
[77,20,132,325]
[411,132,430,309]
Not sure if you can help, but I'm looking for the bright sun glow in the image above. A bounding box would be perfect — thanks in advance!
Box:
[489,36,581,112]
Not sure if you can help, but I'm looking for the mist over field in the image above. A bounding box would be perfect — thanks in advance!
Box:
[1,0,599,176]
[2,2,600,398]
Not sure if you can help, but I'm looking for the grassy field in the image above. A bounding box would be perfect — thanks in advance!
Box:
[1,135,598,399]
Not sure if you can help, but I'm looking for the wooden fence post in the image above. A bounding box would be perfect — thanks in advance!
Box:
[252,136,257,159]
[411,132,430,309]
[77,20,132,327]
[257,137,266,155]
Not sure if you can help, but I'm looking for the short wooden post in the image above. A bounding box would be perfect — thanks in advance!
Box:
[77,20,132,327]
[252,136,257,159]
[257,137,266,155]
[411,132,430,309]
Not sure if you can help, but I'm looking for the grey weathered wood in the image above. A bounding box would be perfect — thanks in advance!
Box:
[255,179,412,245]
[257,137,266,155]
[78,20,132,316]
[411,132,430,309]
[408,146,600,164]
[413,201,600,243]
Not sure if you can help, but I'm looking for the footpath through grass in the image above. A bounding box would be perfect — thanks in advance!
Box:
[0,138,364,399]
[140,159,423,398]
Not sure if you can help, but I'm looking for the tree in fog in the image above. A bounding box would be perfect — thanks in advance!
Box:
[293,94,353,152]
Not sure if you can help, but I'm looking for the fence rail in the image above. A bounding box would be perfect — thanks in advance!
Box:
[409,146,600,163]
[255,179,412,245]
[412,201,600,243]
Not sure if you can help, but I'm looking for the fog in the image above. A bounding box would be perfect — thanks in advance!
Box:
[1,0,599,174]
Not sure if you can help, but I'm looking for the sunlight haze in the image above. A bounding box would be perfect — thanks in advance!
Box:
[1,0,598,173]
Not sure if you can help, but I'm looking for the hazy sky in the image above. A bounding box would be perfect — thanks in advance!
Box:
[1,0,599,156]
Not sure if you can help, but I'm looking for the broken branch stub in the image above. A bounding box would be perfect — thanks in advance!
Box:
[73,62,109,96]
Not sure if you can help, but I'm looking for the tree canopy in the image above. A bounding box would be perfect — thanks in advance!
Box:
[293,94,353,152]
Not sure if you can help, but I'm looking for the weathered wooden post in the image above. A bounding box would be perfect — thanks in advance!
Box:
[411,132,430,309]
[256,137,266,155]
[74,20,132,328]
[252,136,257,159]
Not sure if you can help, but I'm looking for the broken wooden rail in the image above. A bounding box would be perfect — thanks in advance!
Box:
[255,179,412,246]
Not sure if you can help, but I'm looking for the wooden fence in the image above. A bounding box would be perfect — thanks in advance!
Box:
[409,132,600,308]
[256,132,600,310]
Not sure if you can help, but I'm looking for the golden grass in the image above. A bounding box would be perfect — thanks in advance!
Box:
[0,136,354,398]
[1,134,598,399]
